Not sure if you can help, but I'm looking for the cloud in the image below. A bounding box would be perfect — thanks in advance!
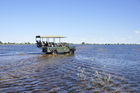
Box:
[134,30,140,34]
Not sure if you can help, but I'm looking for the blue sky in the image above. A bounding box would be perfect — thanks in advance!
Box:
[0,0,140,43]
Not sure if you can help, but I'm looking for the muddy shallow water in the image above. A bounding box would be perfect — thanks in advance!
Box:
[0,45,140,93]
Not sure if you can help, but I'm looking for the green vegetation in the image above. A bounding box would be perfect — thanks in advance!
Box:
[82,42,85,45]
[0,40,140,45]
[0,41,34,45]
[0,41,2,44]
[79,42,140,45]
[77,66,129,92]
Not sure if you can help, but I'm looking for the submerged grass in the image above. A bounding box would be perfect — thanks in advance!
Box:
[77,66,131,92]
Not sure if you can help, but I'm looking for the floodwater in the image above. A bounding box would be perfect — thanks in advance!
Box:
[0,45,140,93]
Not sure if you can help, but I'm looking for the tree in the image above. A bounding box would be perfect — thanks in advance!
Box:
[0,41,2,44]
[82,42,85,44]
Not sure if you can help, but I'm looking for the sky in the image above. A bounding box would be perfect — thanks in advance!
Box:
[0,0,140,44]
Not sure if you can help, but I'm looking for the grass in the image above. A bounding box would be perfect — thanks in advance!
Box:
[77,66,131,92]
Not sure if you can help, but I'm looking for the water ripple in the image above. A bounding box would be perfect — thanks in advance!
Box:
[0,45,140,92]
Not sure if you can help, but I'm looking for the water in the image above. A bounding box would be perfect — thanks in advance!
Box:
[0,45,140,92]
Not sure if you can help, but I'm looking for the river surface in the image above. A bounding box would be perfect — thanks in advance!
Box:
[0,45,140,93]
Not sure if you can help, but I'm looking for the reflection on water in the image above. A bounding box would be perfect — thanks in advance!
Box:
[0,45,140,92]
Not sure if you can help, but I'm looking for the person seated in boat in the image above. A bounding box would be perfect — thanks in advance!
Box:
[45,41,48,47]
[36,40,42,47]
[52,42,55,47]
[54,43,57,47]
[42,41,45,46]
[48,43,50,47]
[36,40,38,44]
[48,42,52,47]
[58,43,62,47]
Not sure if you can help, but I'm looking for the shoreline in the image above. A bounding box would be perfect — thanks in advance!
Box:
[0,43,140,45]
[0,44,35,45]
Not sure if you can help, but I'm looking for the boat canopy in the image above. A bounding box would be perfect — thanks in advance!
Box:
[36,36,65,38]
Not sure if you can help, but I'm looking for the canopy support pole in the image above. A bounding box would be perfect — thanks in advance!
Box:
[59,38,61,43]
[53,38,55,43]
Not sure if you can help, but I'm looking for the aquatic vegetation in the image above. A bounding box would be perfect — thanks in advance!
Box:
[77,67,87,81]
[77,66,132,92]
[92,71,112,88]
[48,87,60,93]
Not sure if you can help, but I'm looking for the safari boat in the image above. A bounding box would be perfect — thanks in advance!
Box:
[35,35,76,54]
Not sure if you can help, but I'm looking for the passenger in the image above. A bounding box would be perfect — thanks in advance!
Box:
[39,41,42,46]
[36,40,42,47]
[59,43,62,47]
[36,40,38,44]
[54,43,57,47]
[52,42,55,47]
[42,41,45,46]
[48,42,50,46]
[48,43,52,47]
[45,41,48,47]
[51,43,54,47]
[50,43,52,47]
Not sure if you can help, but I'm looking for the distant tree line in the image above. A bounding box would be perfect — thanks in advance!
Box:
[0,40,140,45]
[0,41,34,45]
[80,42,140,45]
